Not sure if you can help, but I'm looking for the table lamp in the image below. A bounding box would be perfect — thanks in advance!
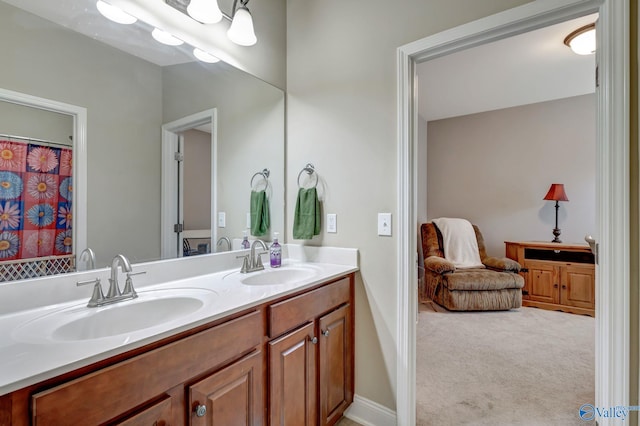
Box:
[543,183,569,243]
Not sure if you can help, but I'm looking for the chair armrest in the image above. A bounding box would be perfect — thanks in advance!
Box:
[424,256,456,274]
[483,257,521,272]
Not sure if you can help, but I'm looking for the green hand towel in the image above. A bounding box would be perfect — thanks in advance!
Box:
[293,187,321,239]
[250,190,270,236]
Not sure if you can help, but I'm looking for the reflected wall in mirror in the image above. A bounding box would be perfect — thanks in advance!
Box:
[0,0,284,277]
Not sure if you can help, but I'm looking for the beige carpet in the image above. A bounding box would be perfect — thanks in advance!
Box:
[416,302,595,426]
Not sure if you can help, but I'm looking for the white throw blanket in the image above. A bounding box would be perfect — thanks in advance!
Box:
[432,218,485,269]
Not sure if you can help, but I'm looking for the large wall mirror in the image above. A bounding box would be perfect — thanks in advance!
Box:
[0,0,285,278]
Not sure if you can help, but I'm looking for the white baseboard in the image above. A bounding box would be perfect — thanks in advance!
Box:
[344,394,397,426]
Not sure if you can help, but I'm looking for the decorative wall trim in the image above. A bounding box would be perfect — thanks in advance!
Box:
[396,0,626,425]
[344,395,396,426]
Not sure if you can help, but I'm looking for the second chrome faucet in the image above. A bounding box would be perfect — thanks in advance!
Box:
[237,239,269,273]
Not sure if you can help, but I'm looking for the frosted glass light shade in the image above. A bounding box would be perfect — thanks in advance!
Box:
[193,48,220,63]
[564,23,596,55]
[187,0,223,24]
[96,1,137,24]
[152,28,184,46]
[227,7,257,46]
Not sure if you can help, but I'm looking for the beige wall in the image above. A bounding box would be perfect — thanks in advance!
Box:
[426,95,596,256]
[0,102,73,145]
[287,0,532,410]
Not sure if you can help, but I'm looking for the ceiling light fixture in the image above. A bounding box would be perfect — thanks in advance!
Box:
[227,0,257,46]
[193,48,220,63]
[151,28,184,46]
[563,23,596,55]
[186,0,223,24]
[96,1,137,25]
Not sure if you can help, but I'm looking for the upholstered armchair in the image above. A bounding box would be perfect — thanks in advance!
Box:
[419,222,524,311]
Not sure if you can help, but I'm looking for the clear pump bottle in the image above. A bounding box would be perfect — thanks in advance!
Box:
[270,232,281,268]
[241,231,250,249]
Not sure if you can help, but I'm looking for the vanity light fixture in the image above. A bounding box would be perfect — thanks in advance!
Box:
[151,28,184,46]
[187,0,223,24]
[227,0,257,46]
[563,23,596,55]
[96,0,137,25]
[193,48,220,63]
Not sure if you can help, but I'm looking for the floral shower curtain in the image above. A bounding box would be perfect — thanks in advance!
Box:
[0,140,73,261]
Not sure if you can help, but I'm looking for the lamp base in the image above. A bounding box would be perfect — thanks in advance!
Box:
[551,228,562,243]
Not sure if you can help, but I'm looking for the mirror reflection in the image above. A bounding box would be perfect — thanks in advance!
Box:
[0,0,284,278]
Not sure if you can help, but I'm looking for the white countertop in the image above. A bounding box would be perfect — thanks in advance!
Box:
[0,245,358,396]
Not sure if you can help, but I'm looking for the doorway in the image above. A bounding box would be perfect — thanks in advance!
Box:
[396,1,630,425]
[161,109,217,259]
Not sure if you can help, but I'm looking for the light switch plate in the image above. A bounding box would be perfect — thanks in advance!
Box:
[327,213,337,233]
[378,213,392,236]
[218,212,226,228]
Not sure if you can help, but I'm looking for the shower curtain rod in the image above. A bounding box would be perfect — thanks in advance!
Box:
[0,133,72,148]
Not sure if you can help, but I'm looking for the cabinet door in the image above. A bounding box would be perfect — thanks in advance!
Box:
[525,261,558,304]
[318,304,353,426]
[189,350,264,426]
[115,395,173,426]
[560,264,595,309]
[269,322,317,426]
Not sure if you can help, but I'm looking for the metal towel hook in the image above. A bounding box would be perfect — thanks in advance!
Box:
[297,163,318,189]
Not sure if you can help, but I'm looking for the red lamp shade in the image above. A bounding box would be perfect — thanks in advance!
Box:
[543,183,569,202]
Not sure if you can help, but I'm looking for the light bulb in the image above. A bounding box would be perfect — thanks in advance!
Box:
[152,28,183,46]
[568,29,595,55]
[96,1,137,25]
[193,48,220,63]
[227,7,257,46]
[564,24,596,56]
[187,0,223,24]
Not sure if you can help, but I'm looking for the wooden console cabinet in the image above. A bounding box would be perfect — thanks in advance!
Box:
[505,241,595,316]
[1,274,355,426]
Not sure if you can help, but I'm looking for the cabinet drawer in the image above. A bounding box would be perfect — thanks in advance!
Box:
[32,309,262,425]
[269,277,350,338]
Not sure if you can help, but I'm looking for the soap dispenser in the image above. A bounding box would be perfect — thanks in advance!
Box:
[241,231,250,249]
[270,232,281,268]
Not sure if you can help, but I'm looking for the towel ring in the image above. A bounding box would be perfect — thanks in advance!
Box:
[250,168,270,189]
[297,163,318,189]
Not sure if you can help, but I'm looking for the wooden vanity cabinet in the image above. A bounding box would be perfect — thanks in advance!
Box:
[2,273,355,426]
[267,276,354,426]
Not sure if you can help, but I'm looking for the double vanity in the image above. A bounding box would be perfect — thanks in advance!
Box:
[0,245,358,425]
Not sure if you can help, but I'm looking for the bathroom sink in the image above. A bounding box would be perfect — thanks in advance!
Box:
[14,288,216,342]
[240,267,318,286]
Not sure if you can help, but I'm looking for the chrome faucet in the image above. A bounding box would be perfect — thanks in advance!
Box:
[236,239,269,273]
[216,236,231,252]
[108,254,132,298]
[79,247,96,270]
[76,254,144,307]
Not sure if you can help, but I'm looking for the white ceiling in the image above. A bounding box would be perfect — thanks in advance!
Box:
[418,13,597,121]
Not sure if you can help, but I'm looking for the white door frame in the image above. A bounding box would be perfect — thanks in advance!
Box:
[161,109,218,259]
[396,1,628,425]
[0,87,87,259]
